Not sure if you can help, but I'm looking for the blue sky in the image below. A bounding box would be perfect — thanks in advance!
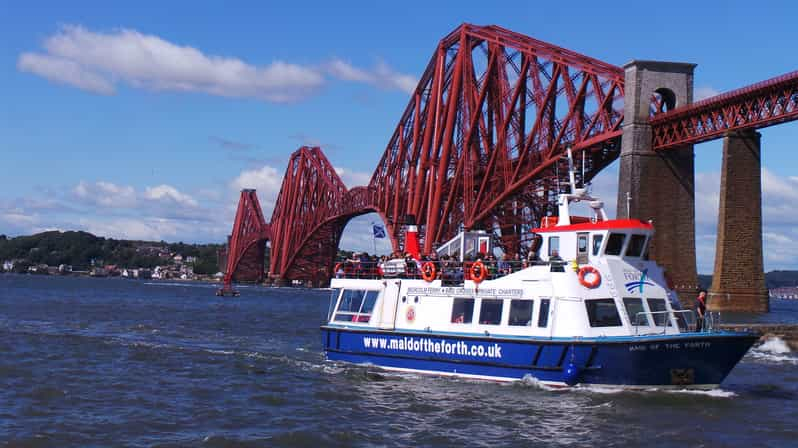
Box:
[2,0,797,272]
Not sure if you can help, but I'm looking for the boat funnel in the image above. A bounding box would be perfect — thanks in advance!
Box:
[404,215,421,259]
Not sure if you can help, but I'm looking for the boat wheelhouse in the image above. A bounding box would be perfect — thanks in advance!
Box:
[321,151,757,388]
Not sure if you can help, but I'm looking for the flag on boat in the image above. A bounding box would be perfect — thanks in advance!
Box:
[372,224,386,239]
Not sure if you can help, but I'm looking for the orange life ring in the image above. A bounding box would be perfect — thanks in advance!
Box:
[578,266,601,288]
[471,261,487,284]
[334,263,343,274]
[421,261,436,282]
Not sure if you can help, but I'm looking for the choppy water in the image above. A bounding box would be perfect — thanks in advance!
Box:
[1,275,797,447]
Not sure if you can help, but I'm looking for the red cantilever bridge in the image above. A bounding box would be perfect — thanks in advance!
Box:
[222,23,798,308]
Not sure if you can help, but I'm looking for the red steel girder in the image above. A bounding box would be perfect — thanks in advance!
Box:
[651,70,798,149]
[268,147,395,283]
[222,189,270,290]
[369,23,625,254]
[225,24,628,286]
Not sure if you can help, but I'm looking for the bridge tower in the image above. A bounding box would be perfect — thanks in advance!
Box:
[617,60,699,306]
[709,130,768,312]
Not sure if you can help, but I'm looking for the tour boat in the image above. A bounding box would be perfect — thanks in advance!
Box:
[321,152,757,388]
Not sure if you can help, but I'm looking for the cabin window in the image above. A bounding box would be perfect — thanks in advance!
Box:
[646,298,672,326]
[537,299,551,327]
[577,234,588,253]
[592,234,603,256]
[451,298,474,324]
[625,234,647,257]
[548,236,560,257]
[605,233,626,256]
[327,288,342,320]
[623,297,649,326]
[334,289,377,322]
[361,291,379,316]
[585,298,622,327]
[479,299,503,325]
[509,300,534,326]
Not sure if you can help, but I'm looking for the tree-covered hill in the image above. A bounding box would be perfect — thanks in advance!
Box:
[0,231,222,274]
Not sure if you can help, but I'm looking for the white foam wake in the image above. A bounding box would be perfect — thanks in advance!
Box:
[757,337,791,354]
[574,385,736,397]
[748,337,798,365]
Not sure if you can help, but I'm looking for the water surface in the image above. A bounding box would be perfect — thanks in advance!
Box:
[1,275,796,447]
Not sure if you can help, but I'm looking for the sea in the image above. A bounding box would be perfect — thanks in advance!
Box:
[1,274,797,447]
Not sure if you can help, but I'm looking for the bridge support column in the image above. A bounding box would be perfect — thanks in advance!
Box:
[617,61,699,306]
[709,130,769,312]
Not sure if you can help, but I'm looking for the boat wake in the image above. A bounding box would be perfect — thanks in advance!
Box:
[574,384,736,397]
[747,337,798,365]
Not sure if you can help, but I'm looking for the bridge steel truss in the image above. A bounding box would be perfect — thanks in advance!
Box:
[652,70,798,149]
[369,24,625,255]
[220,23,798,288]
[222,189,270,289]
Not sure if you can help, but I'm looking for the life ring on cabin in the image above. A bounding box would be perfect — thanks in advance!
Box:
[471,261,487,284]
[578,266,601,289]
[334,263,343,274]
[421,262,436,282]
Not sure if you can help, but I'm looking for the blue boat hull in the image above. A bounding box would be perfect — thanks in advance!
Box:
[321,326,758,387]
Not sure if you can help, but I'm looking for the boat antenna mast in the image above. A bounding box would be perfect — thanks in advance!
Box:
[557,147,607,225]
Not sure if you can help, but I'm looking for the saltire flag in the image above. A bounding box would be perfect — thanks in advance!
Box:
[372,224,386,238]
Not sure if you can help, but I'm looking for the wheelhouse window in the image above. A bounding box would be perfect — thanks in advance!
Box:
[548,236,560,257]
[625,234,647,257]
[585,299,622,327]
[623,297,649,326]
[538,299,551,328]
[327,288,341,320]
[646,298,672,326]
[334,290,378,323]
[451,298,474,324]
[479,299,503,325]
[605,233,626,256]
[592,234,603,256]
[509,300,534,326]
[577,234,588,253]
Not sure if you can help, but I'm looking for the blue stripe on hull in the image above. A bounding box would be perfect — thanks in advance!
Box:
[321,327,758,387]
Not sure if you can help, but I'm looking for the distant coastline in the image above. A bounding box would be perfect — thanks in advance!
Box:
[0,230,225,282]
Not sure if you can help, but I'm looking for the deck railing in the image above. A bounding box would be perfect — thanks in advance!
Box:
[633,309,721,335]
[333,259,552,281]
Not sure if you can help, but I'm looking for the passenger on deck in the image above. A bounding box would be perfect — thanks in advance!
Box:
[404,253,419,278]
[695,290,707,332]
[498,254,511,276]
[513,253,522,272]
[486,254,498,279]
[381,252,406,277]
[549,250,565,272]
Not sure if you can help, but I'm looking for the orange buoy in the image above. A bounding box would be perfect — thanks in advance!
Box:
[421,261,436,282]
[471,261,487,283]
[578,266,601,288]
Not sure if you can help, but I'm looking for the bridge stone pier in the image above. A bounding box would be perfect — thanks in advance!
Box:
[617,60,699,307]
[709,130,769,312]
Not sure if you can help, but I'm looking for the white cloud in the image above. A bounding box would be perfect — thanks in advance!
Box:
[326,58,417,94]
[695,86,720,101]
[144,185,198,207]
[78,217,181,241]
[1,211,38,227]
[230,165,283,216]
[17,52,115,94]
[18,25,419,102]
[19,24,324,102]
[335,166,372,188]
[73,180,137,207]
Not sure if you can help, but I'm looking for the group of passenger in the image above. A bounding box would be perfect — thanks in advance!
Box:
[334,249,548,282]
